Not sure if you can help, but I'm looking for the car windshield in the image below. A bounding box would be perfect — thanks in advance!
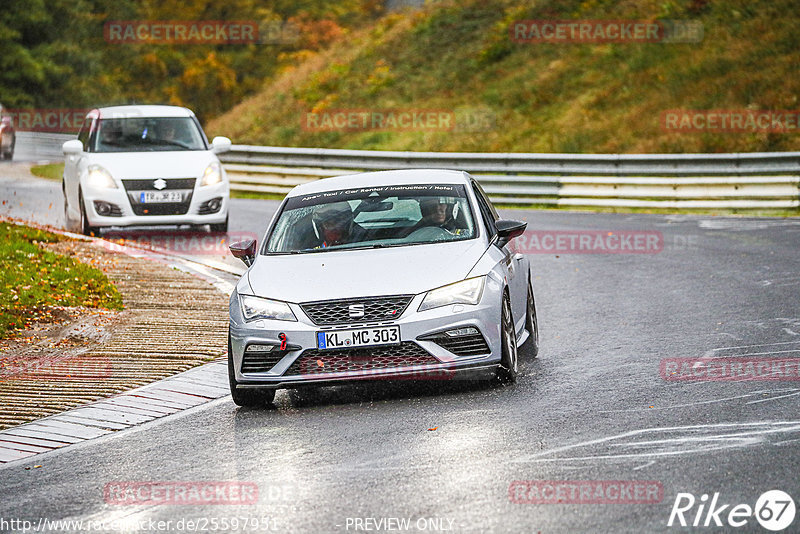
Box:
[266,183,476,253]
[91,117,206,152]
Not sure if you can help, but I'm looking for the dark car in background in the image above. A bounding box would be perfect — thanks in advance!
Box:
[0,114,14,161]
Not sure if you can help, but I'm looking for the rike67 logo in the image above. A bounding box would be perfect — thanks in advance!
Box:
[668,490,795,531]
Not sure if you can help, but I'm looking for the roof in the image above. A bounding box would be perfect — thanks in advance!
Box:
[93,105,196,119]
[287,169,469,197]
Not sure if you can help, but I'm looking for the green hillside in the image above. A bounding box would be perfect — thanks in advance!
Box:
[208,0,800,153]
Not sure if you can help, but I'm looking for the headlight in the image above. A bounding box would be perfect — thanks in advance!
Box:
[200,162,222,186]
[86,165,117,189]
[418,276,485,312]
[240,295,296,322]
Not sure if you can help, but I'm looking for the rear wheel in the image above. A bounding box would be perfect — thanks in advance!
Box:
[524,278,539,358]
[495,294,518,384]
[228,333,275,407]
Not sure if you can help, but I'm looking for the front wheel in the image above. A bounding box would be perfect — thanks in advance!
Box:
[62,181,80,233]
[524,278,539,358]
[495,294,518,384]
[228,334,275,407]
[79,191,100,236]
[209,215,229,233]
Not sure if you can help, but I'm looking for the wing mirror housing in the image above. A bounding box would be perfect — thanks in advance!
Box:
[230,239,256,266]
[211,136,232,154]
[62,139,83,155]
[494,219,527,249]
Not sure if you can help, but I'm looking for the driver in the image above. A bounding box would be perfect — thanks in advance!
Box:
[414,196,460,233]
[311,201,365,248]
[159,121,181,144]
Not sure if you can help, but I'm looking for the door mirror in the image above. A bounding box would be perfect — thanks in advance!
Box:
[62,139,83,155]
[230,239,256,266]
[495,219,527,249]
[211,136,232,154]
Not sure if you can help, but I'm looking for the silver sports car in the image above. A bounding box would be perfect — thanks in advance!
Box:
[227,169,538,406]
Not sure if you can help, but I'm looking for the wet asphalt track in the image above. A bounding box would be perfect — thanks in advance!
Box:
[1,163,800,533]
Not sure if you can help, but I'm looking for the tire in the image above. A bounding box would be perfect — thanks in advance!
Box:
[209,215,229,233]
[78,191,100,237]
[228,333,276,407]
[63,181,79,233]
[524,277,539,358]
[494,293,518,384]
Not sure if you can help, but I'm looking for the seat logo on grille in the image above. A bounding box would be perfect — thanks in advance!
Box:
[348,304,365,318]
[153,178,167,190]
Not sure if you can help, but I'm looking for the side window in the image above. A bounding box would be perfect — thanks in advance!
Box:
[474,180,500,220]
[471,180,497,239]
[76,120,90,150]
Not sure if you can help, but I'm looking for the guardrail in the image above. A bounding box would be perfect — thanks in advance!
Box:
[17,134,800,209]
[221,146,800,209]
[13,132,73,160]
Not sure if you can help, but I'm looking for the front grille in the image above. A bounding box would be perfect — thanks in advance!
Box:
[284,342,438,375]
[122,178,196,190]
[300,295,414,326]
[123,178,196,216]
[422,332,491,356]
[130,202,192,216]
[241,350,286,373]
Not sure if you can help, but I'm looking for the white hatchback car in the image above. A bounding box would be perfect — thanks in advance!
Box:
[62,105,231,235]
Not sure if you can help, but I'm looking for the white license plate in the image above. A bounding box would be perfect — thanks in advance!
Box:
[140,191,183,203]
[316,326,400,350]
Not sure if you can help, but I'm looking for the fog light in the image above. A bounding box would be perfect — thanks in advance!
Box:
[93,201,111,216]
[445,327,480,337]
[208,198,221,211]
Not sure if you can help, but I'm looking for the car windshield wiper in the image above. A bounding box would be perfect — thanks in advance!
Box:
[158,140,192,149]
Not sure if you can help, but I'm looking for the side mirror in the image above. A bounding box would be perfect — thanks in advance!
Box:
[62,139,83,155]
[494,219,527,249]
[211,136,232,154]
[230,239,256,266]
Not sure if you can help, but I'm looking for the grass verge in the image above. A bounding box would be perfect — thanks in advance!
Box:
[30,163,64,181]
[0,222,123,338]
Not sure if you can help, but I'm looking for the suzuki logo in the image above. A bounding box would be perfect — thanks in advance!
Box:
[153,179,167,190]
[348,304,365,318]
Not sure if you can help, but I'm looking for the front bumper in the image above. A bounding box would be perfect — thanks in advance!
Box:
[229,287,504,389]
[83,181,228,227]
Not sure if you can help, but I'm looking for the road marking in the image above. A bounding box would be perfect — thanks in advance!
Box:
[512,421,800,464]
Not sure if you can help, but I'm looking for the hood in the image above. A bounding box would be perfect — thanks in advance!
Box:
[88,151,216,180]
[246,239,488,303]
